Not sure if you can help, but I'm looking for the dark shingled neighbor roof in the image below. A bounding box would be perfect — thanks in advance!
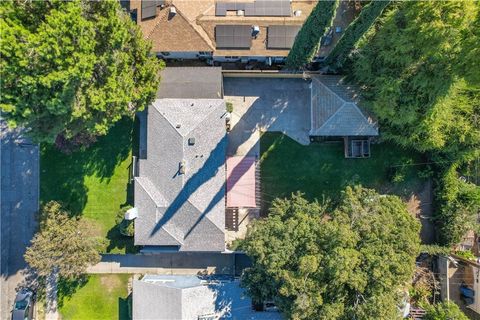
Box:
[156,67,223,99]
[310,76,378,137]
[134,99,227,251]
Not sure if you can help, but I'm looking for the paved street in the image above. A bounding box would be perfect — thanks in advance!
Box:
[0,121,39,320]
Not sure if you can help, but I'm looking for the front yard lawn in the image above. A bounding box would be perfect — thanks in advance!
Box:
[40,118,138,253]
[59,274,131,320]
[260,133,427,206]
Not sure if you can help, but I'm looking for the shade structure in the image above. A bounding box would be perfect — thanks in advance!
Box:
[226,156,256,208]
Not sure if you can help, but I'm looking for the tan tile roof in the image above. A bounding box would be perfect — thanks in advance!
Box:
[132,0,213,52]
[134,0,317,56]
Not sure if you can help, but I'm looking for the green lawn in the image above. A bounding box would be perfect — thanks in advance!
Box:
[260,133,427,207]
[59,274,131,320]
[40,118,138,253]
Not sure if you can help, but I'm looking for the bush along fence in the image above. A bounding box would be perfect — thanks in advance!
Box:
[285,0,339,69]
[323,0,391,71]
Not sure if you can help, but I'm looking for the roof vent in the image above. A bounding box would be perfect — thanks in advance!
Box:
[176,124,181,129]
[188,137,196,146]
[179,160,186,174]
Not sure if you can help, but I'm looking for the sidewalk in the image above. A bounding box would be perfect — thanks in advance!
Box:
[87,253,237,275]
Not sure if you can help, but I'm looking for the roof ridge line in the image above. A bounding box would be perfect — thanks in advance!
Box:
[151,100,184,139]
[173,5,214,50]
[160,225,185,245]
[185,198,225,236]
[317,102,347,131]
[315,77,347,104]
[183,99,225,137]
[136,176,169,207]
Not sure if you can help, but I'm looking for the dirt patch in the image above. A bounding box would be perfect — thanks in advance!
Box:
[100,275,121,293]
[406,180,435,244]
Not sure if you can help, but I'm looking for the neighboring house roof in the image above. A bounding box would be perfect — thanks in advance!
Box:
[134,99,227,251]
[130,0,213,52]
[133,275,283,320]
[310,76,378,137]
[133,0,317,57]
[157,67,223,99]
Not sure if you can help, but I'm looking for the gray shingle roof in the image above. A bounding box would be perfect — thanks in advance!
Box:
[310,76,378,137]
[134,99,227,251]
[156,67,223,99]
[133,275,283,320]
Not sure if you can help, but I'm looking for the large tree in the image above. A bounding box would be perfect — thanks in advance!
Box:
[350,0,480,246]
[24,201,101,278]
[351,0,479,156]
[285,0,338,69]
[0,0,162,144]
[241,187,420,320]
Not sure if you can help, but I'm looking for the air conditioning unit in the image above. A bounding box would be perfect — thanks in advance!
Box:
[237,10,244,16]
[294,10,302,17]
[170,7,177,16]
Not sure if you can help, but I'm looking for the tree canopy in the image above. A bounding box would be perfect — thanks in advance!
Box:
[352,0,479,156]
[0,0,163,144]
[24,201,101,279]
[241,187,420,319]
[323,0,390,71]
[349,0,480,246]
[424,301,468,320]
[285,0,338,69]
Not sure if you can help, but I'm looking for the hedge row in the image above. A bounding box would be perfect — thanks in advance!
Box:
[324,0,391,70]
[285,0,339,69]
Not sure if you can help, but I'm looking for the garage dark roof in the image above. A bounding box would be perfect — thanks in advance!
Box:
[215,25,252,49]
[156,67,223,99]
[267,25,301,49]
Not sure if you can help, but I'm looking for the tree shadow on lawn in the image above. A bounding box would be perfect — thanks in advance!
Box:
[40,117,135,215]
[56,275,89,308]
[259,133,428,212]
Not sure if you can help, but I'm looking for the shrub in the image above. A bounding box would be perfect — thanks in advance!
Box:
[324,0,391,71]
[285,1,339,69]
[226,102,233,113]
[116,206,134,237]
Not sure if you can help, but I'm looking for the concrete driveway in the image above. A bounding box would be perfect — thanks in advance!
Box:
[224,77,311,157]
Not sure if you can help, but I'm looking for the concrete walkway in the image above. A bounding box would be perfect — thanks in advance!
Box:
[87,253,237,275]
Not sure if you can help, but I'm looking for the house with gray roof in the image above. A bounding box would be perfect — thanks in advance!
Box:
[310,75,378,158]
[133,275,282,320]
[134,98,227,251]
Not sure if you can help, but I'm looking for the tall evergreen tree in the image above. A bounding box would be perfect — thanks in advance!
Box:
[0,0,163,144]
[285,0,338,69]
[324,0,391,70]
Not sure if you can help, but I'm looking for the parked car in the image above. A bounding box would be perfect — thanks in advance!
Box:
[12,288,34,320]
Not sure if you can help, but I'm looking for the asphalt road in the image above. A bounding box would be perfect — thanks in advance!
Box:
[0,121,39,320]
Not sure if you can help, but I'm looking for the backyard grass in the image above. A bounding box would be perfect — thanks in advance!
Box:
[40,117,138,253]
[59,274,131,320]
[260,133,428,207]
